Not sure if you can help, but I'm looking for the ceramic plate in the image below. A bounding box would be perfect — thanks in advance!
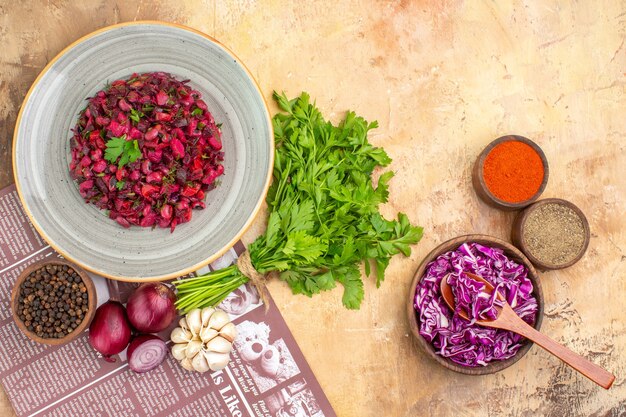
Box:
[13,22,273,281]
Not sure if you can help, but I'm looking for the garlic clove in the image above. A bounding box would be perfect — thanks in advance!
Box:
[186,308,202,336]
[205,351,231,371]
[201,307,215,327]
[199,327,218,343]
[208,309,230,331]
[219,322,238,342]
[186,340,203,359]
[192,352,210,373]
[205,335,233,354]
[179,317,189,330]
[171,327,193,344]
[181,357,194,371]
[171,343,188,361]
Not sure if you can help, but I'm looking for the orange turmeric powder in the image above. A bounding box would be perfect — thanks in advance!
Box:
[482,141,544,203]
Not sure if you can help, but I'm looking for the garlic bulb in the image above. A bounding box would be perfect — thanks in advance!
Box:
[170,307,237,372]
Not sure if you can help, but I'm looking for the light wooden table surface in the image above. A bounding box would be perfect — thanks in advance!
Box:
[1,1,625,416]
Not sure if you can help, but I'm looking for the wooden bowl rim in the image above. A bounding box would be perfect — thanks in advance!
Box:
[407,234,545,375]
[11,258,97,345]
[513,198,590,270]
[474,135,550,210]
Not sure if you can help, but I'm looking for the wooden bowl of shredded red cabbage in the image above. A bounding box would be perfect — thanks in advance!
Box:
[407,234,544,375]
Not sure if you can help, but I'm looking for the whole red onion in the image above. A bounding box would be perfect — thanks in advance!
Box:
[127,334,168,373]
[126,283,177,333]
[89,301,132,361]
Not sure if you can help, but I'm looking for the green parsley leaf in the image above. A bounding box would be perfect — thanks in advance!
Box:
[129,108,144,124]
[115,180,125,190]
[336,266,364,309]
[191,108,203,116]
[104,135,127,163]
[104,135,142,168]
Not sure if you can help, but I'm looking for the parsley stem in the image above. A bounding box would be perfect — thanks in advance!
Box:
[174,266,247,313]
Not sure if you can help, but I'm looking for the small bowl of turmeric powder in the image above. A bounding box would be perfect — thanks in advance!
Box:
[472,135,549,211]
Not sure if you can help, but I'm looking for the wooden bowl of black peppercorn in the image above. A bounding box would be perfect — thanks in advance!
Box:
[11,258,97,345]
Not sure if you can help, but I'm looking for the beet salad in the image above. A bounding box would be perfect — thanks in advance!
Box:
[69,72,224,232]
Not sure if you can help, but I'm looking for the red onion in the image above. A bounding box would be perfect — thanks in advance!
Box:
[127,334,168,373]
[89,301,132,361]
[126,283,177,333]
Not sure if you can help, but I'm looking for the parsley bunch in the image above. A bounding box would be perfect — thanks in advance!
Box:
[174,92,422,311]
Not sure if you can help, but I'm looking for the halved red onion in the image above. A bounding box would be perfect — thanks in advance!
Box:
[127,334,168,373]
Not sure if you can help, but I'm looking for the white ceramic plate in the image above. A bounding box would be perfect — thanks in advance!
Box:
[13,22,273,281]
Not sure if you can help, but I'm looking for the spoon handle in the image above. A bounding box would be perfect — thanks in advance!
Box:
[500,306,615,389]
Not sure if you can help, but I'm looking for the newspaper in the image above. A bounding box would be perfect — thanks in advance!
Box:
[0,184,336,417]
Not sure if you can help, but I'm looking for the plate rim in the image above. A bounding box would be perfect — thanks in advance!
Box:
[11,20,274,282]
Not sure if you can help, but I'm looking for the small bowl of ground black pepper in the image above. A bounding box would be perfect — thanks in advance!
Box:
[473,135,549,210]
[512,198,590,270]
[11,258,97,345]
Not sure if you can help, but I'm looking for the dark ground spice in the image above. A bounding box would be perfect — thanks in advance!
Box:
[523,203,585,265]
[17,264,89,339]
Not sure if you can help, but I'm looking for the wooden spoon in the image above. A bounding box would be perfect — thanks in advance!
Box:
[440,272,615,389]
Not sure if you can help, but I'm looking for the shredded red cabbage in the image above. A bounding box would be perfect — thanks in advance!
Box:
[414,242,538,367]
